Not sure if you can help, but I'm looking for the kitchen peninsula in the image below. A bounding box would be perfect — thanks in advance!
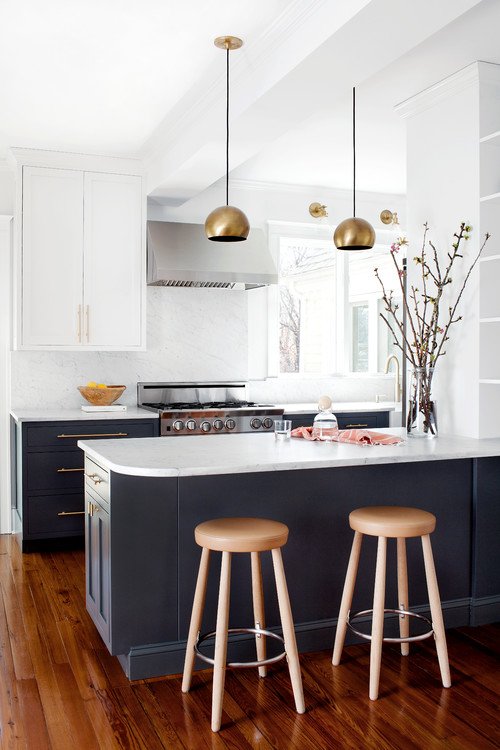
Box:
[78,431,500,680]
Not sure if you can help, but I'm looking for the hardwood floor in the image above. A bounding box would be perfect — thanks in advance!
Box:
[0,534,499,750]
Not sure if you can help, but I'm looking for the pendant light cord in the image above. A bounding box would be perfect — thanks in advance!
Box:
[225,47,230,206]
[352,86,356,218]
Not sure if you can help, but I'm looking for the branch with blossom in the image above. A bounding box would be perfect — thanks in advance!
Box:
[374,222,490,372]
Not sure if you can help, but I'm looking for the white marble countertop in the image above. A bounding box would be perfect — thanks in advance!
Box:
[78,429,500,478]
[10,406,157,423]
[280,401,398,414]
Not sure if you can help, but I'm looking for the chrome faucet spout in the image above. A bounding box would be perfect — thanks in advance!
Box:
[384,355,402,403]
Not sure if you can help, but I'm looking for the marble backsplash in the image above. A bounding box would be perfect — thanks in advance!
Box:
[10,287,395,410]
[10,287,248,409]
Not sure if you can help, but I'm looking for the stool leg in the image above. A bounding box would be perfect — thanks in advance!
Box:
[182,547,211,693]
[370,536,387,701]
[212,551,232,733]
[251,551,267,677]
[271,548,305,714]
[332,531,363,666]
[421,534,451,688]
[397,538,410,656]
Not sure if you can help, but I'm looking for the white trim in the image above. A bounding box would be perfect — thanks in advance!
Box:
[395,62,480,120]
[0,216,13,534]
[480,192,500,203]
[480,130,500,144]
[479,254,500,263]
[8,147,144,176]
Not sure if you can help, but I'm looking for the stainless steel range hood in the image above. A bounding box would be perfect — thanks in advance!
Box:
[147,221,278,289]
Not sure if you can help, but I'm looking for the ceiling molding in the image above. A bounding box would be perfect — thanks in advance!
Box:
[230,178,406,203]
[395,61,480,120]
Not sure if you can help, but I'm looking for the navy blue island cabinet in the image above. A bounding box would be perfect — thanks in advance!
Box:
[83,454,500,680]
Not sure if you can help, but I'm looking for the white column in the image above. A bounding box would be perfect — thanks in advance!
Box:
[0,216,13,533]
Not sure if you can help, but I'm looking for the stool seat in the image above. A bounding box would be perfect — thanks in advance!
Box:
[349,506,436,538]
[195,517,289,552]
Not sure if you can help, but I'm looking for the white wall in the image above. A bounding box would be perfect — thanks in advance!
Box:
[0,168,14,214]
[399,64,480,437]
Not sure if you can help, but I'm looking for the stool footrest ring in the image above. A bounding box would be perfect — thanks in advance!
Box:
[195,627,286,669]
[347,608,434,643]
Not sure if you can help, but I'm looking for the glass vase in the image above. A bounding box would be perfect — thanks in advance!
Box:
[406,366,437,438]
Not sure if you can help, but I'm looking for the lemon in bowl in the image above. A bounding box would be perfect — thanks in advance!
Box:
[78,384,126,406]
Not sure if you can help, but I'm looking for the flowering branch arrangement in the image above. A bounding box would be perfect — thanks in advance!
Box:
[374,222,490,434]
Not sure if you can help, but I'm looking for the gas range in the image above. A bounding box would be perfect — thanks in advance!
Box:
[137,382,283,436]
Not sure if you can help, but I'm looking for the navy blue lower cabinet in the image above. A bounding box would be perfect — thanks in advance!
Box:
[85,456,500,681]
[285,411,390,430]
[12,417,158,551]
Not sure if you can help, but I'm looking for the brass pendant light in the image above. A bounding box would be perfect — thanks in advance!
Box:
[205,36,250,242]
[334,87,375,251]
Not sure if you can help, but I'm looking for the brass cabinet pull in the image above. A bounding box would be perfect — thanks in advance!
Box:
[58,511,85,516]
[85,304,90,343]
[87,501,100,517]
[344,423,368,428]
[85,472,106,485]
[57,467,85,473]
[77,305,82,343]
[57,432,128,438]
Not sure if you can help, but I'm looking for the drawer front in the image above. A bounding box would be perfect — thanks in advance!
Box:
[337,413,378,429]
[26,450,84,491]
[85,456,110,506]
[27,494,84,536]
[26,420,157,449]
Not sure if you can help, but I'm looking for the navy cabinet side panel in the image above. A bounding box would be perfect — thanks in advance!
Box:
[110,473,178,654]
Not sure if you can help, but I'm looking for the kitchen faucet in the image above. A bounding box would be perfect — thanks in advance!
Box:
[384,354,402,402]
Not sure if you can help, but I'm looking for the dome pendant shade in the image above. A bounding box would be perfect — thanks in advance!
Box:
[205,205,250,241]
[334,87,375,251]
[205,35,249,242]
[333,217,375,251]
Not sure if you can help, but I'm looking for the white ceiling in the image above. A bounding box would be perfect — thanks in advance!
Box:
[0,0,290,154]
[2,0,499,199]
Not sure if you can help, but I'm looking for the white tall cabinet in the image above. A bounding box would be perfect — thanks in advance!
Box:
[10,149,145,350]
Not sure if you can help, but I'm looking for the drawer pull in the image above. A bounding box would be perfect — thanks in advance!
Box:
[344,423,368,429]
[57,467,85,473]
[57,511,85,516]
[57,432,128,438]
[87,501,100,517]
[85,472,105,485]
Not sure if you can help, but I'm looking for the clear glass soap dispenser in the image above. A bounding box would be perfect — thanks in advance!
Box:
[312,395,338,441]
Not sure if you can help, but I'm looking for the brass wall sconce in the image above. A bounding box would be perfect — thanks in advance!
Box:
[380,210,399,226]
[309,202,328,218]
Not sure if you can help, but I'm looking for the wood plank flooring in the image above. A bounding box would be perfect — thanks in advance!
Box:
[0,534,499,749]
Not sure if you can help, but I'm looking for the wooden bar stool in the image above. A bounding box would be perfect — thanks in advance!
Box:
[332,506,451,700]
[182,517,305,732]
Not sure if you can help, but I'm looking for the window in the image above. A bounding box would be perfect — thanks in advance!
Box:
[278,237,337,374]
[273,223,402,375]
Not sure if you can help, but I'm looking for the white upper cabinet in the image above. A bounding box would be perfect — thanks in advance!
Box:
[14,150,145,350]
[22,167,84,347]
[83,172,142,347]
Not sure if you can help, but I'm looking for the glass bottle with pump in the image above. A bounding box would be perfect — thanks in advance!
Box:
[312,395,338,441]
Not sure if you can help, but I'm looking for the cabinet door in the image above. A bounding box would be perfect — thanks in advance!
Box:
[85,491,110,646]
[22,167,84,346]
[83,172,143,348]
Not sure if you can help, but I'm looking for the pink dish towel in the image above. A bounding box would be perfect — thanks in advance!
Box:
[291,426,404,445]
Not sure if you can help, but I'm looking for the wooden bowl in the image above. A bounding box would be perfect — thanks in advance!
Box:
[77,385,126,406]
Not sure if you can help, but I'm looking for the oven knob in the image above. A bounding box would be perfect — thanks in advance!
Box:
[250,417,262,429]
[186,419,197,431]
[213,419,224,431]
[225,418,236,431]
[200,421,211,433]
[263,417,274,429]
[173,420,184,432]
